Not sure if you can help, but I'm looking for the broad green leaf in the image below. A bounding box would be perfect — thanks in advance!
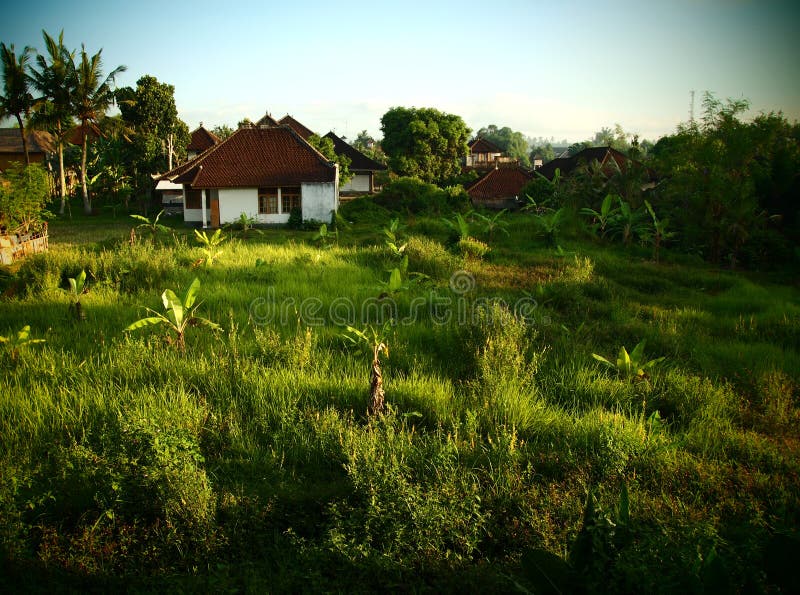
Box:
[601,193,615,217]
[388,268,403,292]
[17,325,31,341]
[630,339,647,365]
[617,346,632,374]
[125,316,166,331]
[592,353,614,368]
[182,277,201,309]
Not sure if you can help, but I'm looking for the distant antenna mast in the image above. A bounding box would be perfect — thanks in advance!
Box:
[689,90,695,124]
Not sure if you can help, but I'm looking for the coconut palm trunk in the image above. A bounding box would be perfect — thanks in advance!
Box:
[80,130,91,214]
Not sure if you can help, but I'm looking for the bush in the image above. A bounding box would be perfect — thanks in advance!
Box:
[458,236,490,259]
[0,163,51,234]
[405,235,459,280]
[337,196,391,224]
[373,177,469,215]
[287,207,303,230]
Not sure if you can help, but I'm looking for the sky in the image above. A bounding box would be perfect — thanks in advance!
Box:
[2,0,799,144]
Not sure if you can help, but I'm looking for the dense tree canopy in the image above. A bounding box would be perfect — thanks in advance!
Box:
[380,107,470,185]
[116,75,190,172]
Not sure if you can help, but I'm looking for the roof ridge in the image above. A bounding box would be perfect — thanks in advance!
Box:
[282,125,337,170]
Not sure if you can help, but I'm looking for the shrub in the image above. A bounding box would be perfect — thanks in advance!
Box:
[287,206,303,229]
[404,235,459,280]
[458,236,490,259]
[0,163,51,234]
[373,177,468,215]
[338,196,391,224]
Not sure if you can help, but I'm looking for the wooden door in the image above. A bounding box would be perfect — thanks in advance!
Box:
[211,197,220,228]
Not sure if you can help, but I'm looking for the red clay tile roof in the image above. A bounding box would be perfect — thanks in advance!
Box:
[160,126,336,188]
[278,115,315,140]
[187,126,220,152]
[469,137,503,154]
[0,129,55,153]
[466,166,533,201]
[256,113,280,127]
[323,131,387,172]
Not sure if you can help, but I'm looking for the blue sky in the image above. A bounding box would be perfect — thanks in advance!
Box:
[2,0,798,143]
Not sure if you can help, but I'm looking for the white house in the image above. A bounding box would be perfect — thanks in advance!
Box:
[159,126,339,227]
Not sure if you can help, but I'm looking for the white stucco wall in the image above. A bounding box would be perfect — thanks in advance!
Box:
[341,173,371,193]
[301,182,337,222]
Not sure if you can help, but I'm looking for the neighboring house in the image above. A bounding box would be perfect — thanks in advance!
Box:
[466,165,534,210]
[255,112,280,127]
[323,131,387,195]
[466,137,502,168]
[531,154,544,170]
[0,129,55,171]
[536,146,630,180]
[278,115,315,140]
[186,125,221,160]
[159,126,339,227]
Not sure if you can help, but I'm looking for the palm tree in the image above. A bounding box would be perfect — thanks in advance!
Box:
[29,30,75,214]
[71,44,125,215]
[0,43,34,165]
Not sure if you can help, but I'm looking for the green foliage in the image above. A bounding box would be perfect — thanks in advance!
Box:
[0,43,33,165]
[382,217,407,258]
[580,193,620,238]
[374,176,469,214]
[131,209,170,241]
[343,321,392,415]
[380,106,471,184]
[0,324,45,363]
[312,222,337,247]
[286,206,303,229]
[592,339,665,381]
[193,228,226,266]
[307,133,353,185]
[472,208,510,239]
[66,269,87,320]
[441,211,471,241]
[0,163,51,233]
[125,277,221,349]
[225,212,263,238]
[532,206,569,247]
[458,236,490,259]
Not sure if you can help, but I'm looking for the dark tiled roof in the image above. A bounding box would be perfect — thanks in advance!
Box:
[278,115,315,140]
[255,113,280,127]
[469,137,503,154]
[466,166,533,201]
[160,126,336,188]
[187,126,220,152]
[323,131,387,172]
[0,129,55,153]
[536,146,630,180]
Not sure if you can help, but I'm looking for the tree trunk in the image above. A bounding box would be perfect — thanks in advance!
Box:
[15,114,30,166]
[368,357,385,416]
[80,128,91,215]
[57,121,67,215]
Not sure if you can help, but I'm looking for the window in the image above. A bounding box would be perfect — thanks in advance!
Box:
[258,187,278,214]
[185,189,202,209]
[281,187,301,213]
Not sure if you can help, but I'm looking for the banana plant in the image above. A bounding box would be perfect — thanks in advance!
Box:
[342,321,392,416]
[194,228,226,267]
[382,217,407,258]
[580,193,620,238]
[131,209,170,241]
[1,325,46,362]
[472,209,510,239]
[607,198,648,247]
[592,339,665,381]
[642,200,675,262]
[441,212,472,241]
[225,212,263,239]
[532,206,568,247]
[125,277,221,349]
[313,222,337,247]
[67,269,88,321]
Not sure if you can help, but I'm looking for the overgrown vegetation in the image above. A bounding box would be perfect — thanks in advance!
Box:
[0,206,798,592]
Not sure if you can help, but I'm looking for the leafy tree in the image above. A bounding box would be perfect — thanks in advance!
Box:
[530,142,555,164]
[0,43,34,165]
[116,75,190,172]
[28,30,76,214]
[476,124,531,166]
[380,106,470,185]
[352,129,374,152]
[307,133,352,185]
[211,124,234,140]
[71,44,126,214]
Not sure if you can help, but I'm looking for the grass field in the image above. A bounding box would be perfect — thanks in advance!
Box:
[1,206,799,592]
